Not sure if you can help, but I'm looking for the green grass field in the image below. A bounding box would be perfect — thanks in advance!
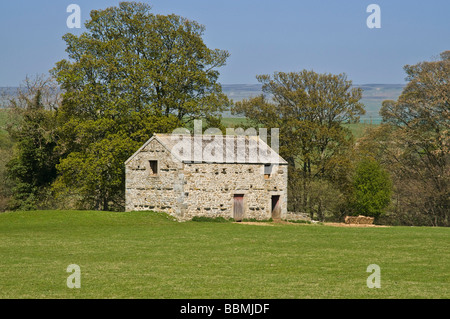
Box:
[0,210,448,299]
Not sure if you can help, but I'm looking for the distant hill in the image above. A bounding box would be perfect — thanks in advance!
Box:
[355,84,405,123]
[1,84,405,123]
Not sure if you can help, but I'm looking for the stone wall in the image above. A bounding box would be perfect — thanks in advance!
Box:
[182,163,287,221]
[284,212,311,221]
[125,139,184,215]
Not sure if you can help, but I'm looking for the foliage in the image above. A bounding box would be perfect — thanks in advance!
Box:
[4,76,60,210]
[52,2,230,124]
[50,2,231,210]
[351,157,392,218]
[0,110,15,211]
[232,70,365,220]
[53,133,140,211]
[359,51,449,226]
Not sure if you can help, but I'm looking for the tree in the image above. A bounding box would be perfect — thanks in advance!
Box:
[53,133,139,211]
[232,70,365,220]
[51,2,231,210]
[359,51,449,226]
[5,75,61,210]
[351,157,392,219]
[52,2,230,124]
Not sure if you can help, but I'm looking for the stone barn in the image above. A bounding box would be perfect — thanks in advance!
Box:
[125,134,288,221]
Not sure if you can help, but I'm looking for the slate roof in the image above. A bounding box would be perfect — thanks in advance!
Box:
[125,134,287,165]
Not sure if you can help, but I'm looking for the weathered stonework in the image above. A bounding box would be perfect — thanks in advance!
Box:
[125,134,288,221]
[285,212,311,221]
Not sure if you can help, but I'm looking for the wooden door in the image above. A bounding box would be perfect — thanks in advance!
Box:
[271,195,281,220]
[233,195,244,221]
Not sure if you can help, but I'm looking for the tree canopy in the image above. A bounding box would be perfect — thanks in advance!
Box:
[5,76,60,210]
[53,2,230,123]
[232,70,365,220]
[50,2,231,210]
[360,51,449,226]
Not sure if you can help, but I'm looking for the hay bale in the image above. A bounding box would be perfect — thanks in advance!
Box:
[345,215,374,225]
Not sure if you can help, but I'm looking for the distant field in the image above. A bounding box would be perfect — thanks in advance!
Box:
[220,117,250,128]
[221,117,377,139]
[343,122,378,139]
[0,210,448,299]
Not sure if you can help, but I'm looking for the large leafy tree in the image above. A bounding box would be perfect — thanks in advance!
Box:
[232,70,365,220]
[51,2,231,210]
[361,51,449,226]
[54,2,230,123]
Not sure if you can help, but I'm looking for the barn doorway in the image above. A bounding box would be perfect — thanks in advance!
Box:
[233,194,244,222]
[271,195,281,220]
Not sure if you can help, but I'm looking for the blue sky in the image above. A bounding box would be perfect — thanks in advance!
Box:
[0,0,449,86]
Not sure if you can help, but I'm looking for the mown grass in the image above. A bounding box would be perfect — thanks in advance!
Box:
[0,210,448,299]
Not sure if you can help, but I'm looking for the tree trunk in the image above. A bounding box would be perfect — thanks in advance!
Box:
[103,196,109,211]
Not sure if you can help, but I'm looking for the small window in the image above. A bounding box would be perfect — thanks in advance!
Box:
[264,164,272,179]
[149,160,158,175]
